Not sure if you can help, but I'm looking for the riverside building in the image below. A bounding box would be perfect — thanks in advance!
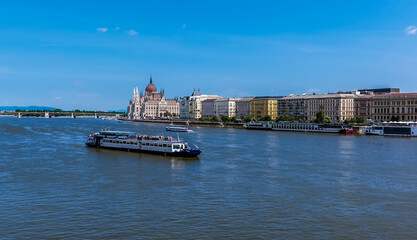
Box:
[201,99,216,118]
[355,93,417,122]
[250,96,282,119]
[278,94,307,119]
[179,89,221,119]
[304,93,357,122]
[214,98,241,118]
[127,76,179,120]
[235,97,254,119]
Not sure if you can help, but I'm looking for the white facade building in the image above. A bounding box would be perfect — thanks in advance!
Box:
[214,98,241,118]
[179,89,221,119]
[127,76,179,120]
[304,93,357,122]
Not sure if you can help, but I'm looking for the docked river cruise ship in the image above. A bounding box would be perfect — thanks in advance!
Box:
[245,122,346,133]
[86,130,201,157]
[363,125,417,137]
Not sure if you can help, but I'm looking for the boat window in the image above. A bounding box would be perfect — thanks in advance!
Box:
[173,144,180,149]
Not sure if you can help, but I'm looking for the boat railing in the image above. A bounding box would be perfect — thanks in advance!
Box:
[136,135,175,141]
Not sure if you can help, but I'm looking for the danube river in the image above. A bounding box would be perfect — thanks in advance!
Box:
[1,117,417,239]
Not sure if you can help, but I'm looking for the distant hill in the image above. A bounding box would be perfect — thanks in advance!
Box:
[0,106,57,111]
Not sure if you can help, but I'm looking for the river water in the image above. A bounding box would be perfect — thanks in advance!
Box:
[0,117,416,239]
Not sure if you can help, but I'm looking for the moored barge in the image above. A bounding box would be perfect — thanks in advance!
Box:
[245,122,348,133]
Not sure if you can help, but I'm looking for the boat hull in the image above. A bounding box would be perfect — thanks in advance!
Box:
[86,143,201,157]
[166,129,192,132]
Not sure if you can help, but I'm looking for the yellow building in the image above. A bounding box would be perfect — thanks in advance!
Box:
[250,96,281,119]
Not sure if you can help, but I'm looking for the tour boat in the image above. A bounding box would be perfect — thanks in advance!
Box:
[166,126,193,133]
[85,130,201,157]
[363,125,417,137]
[244,122,272,130]
[245,122,346,133]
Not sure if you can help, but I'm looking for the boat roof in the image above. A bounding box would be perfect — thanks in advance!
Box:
[99,130,131,134]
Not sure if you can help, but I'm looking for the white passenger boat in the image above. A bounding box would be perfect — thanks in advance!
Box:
[166,126,193,132]
[85,130,201,157]
[244,122,271,130]
[363,125,417,137]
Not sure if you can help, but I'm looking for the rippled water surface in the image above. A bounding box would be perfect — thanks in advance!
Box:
[1,117,417,239]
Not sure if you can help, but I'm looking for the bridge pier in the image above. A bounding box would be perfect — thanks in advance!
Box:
[17,112,21,118]
[71,113,75,118]
[45,112,50,118]
[95,113,98,118]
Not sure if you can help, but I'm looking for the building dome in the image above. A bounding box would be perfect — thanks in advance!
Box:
[145,76,157,93]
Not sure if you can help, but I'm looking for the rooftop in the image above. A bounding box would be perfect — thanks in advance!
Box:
[253,96,283,100]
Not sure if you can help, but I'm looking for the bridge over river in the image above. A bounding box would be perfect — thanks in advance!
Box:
[0,111,124,119]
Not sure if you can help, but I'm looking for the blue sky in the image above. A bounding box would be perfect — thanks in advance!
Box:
[1,0,417,110]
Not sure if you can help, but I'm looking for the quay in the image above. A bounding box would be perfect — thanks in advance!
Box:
[120,118,369,134]
[120,118,246,128]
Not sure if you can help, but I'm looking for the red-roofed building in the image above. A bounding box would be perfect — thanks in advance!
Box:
[127,76,179,119]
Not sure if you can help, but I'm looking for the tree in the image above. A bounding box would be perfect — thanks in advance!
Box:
[260,115,272,121]
[356,117,365,123]
[244,116,256,123]
[221,115,231,122]
[315,110,325,123]
[311,110,331,123]
[212,116,219,122]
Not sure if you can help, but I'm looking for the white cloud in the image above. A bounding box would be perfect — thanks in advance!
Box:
[182,24,187,29]
[97,27,108,33]
[54,96,62,100]
[406,25,417,35]
[114,27,120,31]
[126,29,138,36]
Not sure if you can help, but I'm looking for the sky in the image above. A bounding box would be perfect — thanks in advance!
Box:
[0,0,417,110]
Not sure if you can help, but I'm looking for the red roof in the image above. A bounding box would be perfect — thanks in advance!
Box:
[145,83,157,93]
